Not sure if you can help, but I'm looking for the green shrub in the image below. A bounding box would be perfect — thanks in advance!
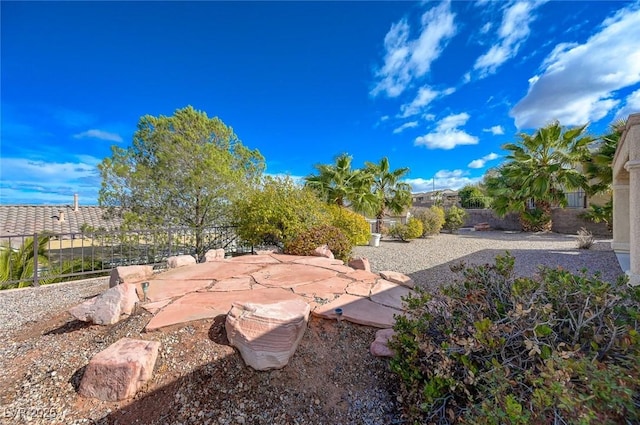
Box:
[388,217,423,242]
[233,176,330,246]
[443,205,467,233]
[284,224,352,263]
[389,253,640,424]
[325,204,370,246]
[412,206,445,236]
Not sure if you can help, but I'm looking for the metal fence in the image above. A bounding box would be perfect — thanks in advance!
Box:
[0,226,251,288]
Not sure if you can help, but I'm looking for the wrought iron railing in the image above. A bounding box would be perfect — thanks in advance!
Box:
[0,226,251,289]
[460,197,494,209]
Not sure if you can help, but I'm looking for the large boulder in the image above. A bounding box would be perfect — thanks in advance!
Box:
[69,284,139,325]
[225,299,310,370]
[166,255,196,268]
[109,265,154,288]
[79,338,160,401]
[370,328,395,357]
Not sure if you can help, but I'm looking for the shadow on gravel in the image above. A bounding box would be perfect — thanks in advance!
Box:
[44,319,92,336]
[407,247,624,292]
[93,318,399,425]
[207,314,230,345]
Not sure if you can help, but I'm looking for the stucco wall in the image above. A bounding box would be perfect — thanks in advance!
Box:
[463,208,611,236]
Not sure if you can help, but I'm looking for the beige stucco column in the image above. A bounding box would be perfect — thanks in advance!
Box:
[625,160,640,286]
[612,182,630,253]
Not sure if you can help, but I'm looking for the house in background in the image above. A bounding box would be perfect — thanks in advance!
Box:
[412,189,459,208]
[0,194,121,242]
[612,113,640,286]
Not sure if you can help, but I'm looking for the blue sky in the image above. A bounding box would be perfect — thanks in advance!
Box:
[2,1,640,205]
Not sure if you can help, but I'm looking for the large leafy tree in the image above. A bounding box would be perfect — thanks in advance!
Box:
[98,106,265,260]
[304,153,376,214]
[365,157,412,233]
[487,121,592,231]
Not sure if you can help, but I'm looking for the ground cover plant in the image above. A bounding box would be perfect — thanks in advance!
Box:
[390,253,640,424]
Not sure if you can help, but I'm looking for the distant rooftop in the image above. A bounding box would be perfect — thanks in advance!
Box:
[0,204,121,237]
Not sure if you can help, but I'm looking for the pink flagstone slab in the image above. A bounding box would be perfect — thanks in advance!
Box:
[155,261,263,281]
[145,287,305,331]
[345,269,380,284]
[208,276,254,292]
[269,254,307,263]
[251,264,337,288]
[292,276,352,300]
[345,281,373,297]
[228,254,281,264]
[292,257,352,274]
[312,294,403,328]
[370,279,412,310]
[136,279,213,302]
[379,271,415,289]
[292,257,344,266]
[141,299,172,314]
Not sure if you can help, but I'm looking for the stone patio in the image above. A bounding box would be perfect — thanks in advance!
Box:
[138,254,413,331]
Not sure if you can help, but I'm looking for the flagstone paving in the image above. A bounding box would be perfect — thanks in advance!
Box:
[140,253,414,331]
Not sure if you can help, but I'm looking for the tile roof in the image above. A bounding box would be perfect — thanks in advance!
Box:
[0,205,122,237]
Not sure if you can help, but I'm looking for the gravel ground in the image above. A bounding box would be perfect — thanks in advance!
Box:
[354,230,624,292]
[0,231,624,424]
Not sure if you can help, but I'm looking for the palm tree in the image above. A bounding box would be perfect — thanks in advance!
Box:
[304,153,377,214]
[0,234,51,289]
[490,121,592,231]
[364,157,412,233]
[581,119,626,230]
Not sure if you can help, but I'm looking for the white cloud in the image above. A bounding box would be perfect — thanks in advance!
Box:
[474,1,543,77]
[393,121,419,134]
[511,5,640,128]
[0,156,102,204]
[400,87,439,117]
[405,169,481,192]
[380,115,390,121]
[483,125,505,135]
[73,129,123,143]
[371,1,457,98]
[468,152,499,169]
[414,112,479,150]
[615,89,640,119]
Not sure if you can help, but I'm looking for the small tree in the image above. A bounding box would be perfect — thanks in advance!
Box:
[99,106,264,260]
[233,176,330,247]
[365,157,412,234]
[486,121,592,232]
[458,184,489,209]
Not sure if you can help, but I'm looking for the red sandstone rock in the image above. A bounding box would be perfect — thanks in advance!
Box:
[379,271,415,289]
[313,244,334,259]
[348,257,371,272]
[204,248,225,262]
[474,222,491,231]
[167,255,197,268]
[312,294,402,328]
[79,338,160,401]
[370,328,396,357]
[225,300,310,370]
[69,284,139,325]
[109,265,154,288]
[370,279,412,310]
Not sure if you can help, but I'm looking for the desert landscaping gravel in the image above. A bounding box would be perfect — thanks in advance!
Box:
[0,231,624,424]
